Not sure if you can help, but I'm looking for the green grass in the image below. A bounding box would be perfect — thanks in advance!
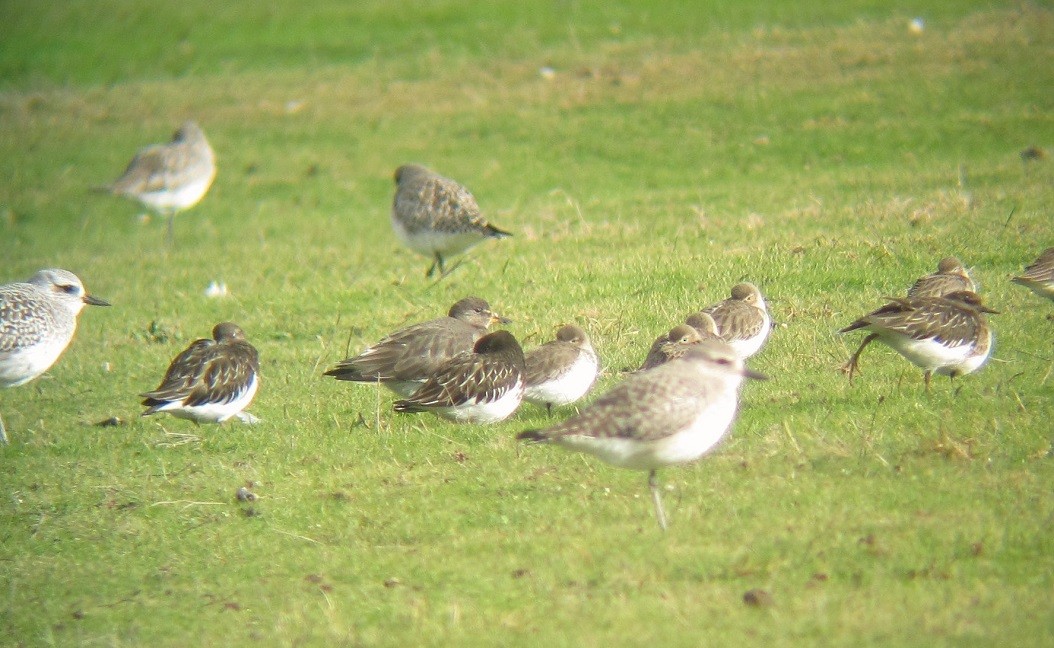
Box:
[1,0,1053,645]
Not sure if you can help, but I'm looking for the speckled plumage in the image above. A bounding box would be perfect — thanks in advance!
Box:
[393,330,525,423]
[638,324,703,372]
[104,121,216,240]
[702,283,771,358]
[907,257,976,299]
[391,164,511,277]
[519,339,765,530]
[840,290,997,390]
[1012,247,1054,302]
[0,269,109,443]
[523,324,599,412]
[324,297,507,397]
[141,322,260,424]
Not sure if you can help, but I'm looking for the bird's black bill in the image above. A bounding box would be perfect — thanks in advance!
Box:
[84,294,111,307]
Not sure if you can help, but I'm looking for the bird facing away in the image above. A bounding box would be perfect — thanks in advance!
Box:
[518,339,765,531]
[638,324,704,372]
[393,330,526,423]
[324,297,508,397]
[390,164,512,277]
[1012,247,1054,302]
[141,322,260,424]
[840,290,997,391]
[907,257,977,299]
[0,269,110,444]
[684,311,721,339]
[702,283,772,358]
[523,324,599,413]
[103,121,216,242]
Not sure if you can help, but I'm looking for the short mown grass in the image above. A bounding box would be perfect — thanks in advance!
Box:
[1,1,1052,645]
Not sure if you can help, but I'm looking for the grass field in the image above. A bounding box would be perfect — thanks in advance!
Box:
[1,1,1053,645]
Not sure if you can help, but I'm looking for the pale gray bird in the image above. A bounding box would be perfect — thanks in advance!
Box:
[390,164,511,277]
[324,297,509,397]
[519,339,766,531]
[102,121,216,242]
[0,269,110,443]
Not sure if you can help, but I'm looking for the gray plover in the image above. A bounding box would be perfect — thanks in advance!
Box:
[141,322,259,424]
[638,324,703,372]
[907,257,976,299]
[324,296,508,397]
[0,269,109,444]
[840,290,997,391]
[393,330,525,423]
[518,339,765,531]
[1012,247,1054,302]
[702,283,771,358]
[523,324,599,413]
[391,164,512,277]
[102,121,216,242]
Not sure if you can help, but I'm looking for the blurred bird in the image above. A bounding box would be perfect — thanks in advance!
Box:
[101,121,216,242]
[1012,247,1054,302]
[907,257,976,299]
[390,164,511,277]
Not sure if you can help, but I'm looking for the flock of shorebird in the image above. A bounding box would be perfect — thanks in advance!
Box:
[3,121,1052,529]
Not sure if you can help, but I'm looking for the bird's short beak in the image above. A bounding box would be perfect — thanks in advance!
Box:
[492,313,512,325]
[982,305,1000,314]
[744,368,768,381]
[84,294,111,307]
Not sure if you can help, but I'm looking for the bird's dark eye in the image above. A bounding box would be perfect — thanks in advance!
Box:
[716,358,731,365]
[60,284,79,295]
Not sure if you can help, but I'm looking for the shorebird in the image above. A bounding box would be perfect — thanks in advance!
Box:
[393,330,525,423]
[1012,247,1054,302]
[702,283,771,358]
[324,297,508,397]
[390,164,511,277]
[907,257,976,299]
[840,290,997,390]
[523,324,599,413]
[102,121,216,242]
[637,324,704,372]
[140,322,260,424]
[0,269,109,444]
[518,339,765,531]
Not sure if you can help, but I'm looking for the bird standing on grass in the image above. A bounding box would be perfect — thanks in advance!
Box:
[523,324,599,414]
[518,339,765,531]
[0,269,110,444]
[394,330,525,423]
[101,121,216,243]
[324,297,508,397]
[840,291,997,391]
[141,322,259,424]
[702,283,771,358]
[390,164,512,278]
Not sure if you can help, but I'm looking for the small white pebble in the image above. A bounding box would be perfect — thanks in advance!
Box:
[539,66,556,80]
[909,18,925,34]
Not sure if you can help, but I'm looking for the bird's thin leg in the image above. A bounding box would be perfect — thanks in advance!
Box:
[166,212,176,246]
[842,333,878,385]
[426,252,444,278]
[924,370,932,393]
[0,412,8,445]
[648,469,668,532]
